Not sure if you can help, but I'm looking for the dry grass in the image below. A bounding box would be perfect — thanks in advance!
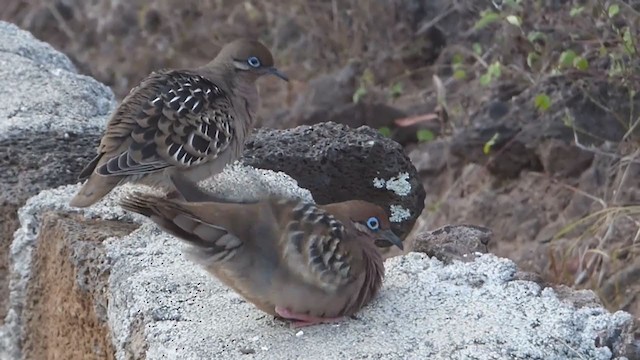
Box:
[1,0,432,100]
[2,0,455,128]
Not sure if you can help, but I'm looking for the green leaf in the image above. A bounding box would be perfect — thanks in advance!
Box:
[573,56,589,71]
[503,0,524,11]
[623,27,636,55]
[534,93,551,112]
[562,114,574,127]
[361,68,375,85]
[608,54,624,77]
[527,52,540,69]
[570,6,584,17]
[599,46,608,57]
[559,50,577,68]
[353,86,367,103]
[378,126,392,137]
[452,55,465,78]
[416,129,435,142]
[452,53,464,65]
[506,15,522,27]
[483,133,500,155]
[608,4,620,18]
[389,82,404,98]
[479,73,492,86]
[503,0,522,9]
[488,61,502,77]
[474,11,501,30]
[472,43,483,55]
[479,61,501,86]
[453,69,467,80]
[527,31,545,43]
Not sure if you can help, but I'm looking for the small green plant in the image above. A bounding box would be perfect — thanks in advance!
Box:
[452,53,467,80]
[483,133,500,155]
[416,129,435,142]
[474,10,501,30]
[389,82,404,99]
[472,43,483,55]
[378,126,392,137]
[557,50,589,71]
[570,6,585,17]
[353,87,367,103]
[480,61,502,86]
[353,68,375,103]
[534,93,552,112]
[505,15,522,27]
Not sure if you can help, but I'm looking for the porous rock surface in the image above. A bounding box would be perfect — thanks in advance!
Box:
[243,122,426,239]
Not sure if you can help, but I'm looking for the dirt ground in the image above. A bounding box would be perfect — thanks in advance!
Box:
[2,0,640,316]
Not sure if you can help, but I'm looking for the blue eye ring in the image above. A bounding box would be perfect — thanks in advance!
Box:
[247,56,261,68]
[366,217,380,231]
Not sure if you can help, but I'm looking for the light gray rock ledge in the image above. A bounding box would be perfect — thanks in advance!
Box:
[0,21,114,138]
[1,164,635,360]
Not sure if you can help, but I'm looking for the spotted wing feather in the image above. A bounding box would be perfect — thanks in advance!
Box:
[95,70,235,177]
[273,199,355,292]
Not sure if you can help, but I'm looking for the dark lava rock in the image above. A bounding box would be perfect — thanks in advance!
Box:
[242,122,426,239]
[0,132,100,202]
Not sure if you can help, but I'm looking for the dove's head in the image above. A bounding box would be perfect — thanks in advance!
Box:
[210,38,288,82]
[325,200,404,256]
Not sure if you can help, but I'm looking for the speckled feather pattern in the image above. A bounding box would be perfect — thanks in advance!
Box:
[69,38,278,208]
[277,200,352,291]
[87,70,236,178]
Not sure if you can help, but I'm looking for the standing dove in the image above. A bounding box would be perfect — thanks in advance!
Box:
[69,39,288,208]
[119,192,403,328]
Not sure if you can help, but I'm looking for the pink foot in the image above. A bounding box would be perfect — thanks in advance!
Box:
[275,306,344,328]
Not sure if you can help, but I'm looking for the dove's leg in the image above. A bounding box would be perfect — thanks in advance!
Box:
[275,306,344,328]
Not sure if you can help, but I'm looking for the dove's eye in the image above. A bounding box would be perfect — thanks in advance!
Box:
[366,217,380,231]
[247,56,261,68]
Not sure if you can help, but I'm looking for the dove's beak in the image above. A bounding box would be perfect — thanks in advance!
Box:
[268,67,289,81]
[375,229,404,250]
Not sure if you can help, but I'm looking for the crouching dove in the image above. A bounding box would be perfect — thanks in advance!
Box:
[119,192,403,328]
[69,39,287,208]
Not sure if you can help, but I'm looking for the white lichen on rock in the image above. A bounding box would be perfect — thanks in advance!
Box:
[372,172,411,197]
[389,204,411,222]
[372,178,386,188]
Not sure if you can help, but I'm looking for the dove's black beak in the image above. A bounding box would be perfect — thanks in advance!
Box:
[268,67,289,81]
[375,229,404,251]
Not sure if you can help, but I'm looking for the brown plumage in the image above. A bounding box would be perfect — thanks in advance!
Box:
[69,39,287,208]
[119,192,403,328]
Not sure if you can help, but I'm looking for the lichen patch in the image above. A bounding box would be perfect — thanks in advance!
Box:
[389,205,411,223]
[373,172,412,197]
